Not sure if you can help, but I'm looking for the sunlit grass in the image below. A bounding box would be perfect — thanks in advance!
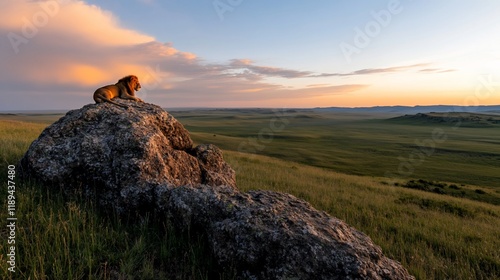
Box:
[0,179,232,280]
[178,110,500,187]
[0,120,231,279]
[1,114,499,279]
[224,151,500,279]
[0,120,46,165]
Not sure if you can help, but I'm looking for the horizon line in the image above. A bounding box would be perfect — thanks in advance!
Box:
[1,104,499,114]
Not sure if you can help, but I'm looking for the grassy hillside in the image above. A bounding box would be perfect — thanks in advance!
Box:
[391,112,500,127]
[1,112,499,279]
[0,119,230,280]
[223,151,500,279]
[173,109,500,187]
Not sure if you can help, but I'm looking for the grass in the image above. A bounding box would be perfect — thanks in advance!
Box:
[172,109,500,187]
[396,179,500,206]
[0,179,232,279]
[392,112,500,128]
[1,110,500,279]
[0,119,233,279]
[223,151,500,279]
[0,120,47,166]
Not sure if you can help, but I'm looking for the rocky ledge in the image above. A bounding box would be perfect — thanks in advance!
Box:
[20,99,414,279]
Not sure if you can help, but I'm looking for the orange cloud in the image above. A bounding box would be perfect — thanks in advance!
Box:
[0,1,375,109]
[64,64,111,86]
[3,0,154,46]
[0,1,201,91]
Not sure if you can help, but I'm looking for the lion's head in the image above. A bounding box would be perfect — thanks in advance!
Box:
[118,75,141,93]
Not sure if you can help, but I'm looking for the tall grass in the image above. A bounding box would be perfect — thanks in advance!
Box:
[176,110,500,187]
[0,120,232,279]
[224,151,500,279]
[0,179,231,279]
[0,120,46,165]
[1,117,499,279]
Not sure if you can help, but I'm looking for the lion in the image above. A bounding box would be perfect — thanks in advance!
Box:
[93,75,143,108]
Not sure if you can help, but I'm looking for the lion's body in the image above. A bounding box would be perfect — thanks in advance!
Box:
[93,75,143,108]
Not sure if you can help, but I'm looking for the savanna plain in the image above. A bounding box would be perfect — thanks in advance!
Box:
[0,109,499,279]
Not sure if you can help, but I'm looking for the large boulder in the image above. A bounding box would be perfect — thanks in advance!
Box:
[19,100,414,279]
[19,100,236,212]
[163,185,415,279]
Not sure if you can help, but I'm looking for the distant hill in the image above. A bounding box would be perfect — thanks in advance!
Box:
[390,112,500,127]
[314,105,500,115]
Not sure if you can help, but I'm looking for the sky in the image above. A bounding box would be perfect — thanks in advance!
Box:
[0,0,499,110]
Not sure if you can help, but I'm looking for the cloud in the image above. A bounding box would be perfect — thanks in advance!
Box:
[1,1,199,92]
[313,63,437,77]
[228,59,313,79]
[1,0,158,89]
[0,0,368,110]
[419,68,456,74]
[350,64,430,75]
[223,60,441,80]
[2,1,154,47]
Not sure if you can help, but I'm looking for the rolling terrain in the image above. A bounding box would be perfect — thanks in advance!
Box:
[315,105,500,114]
[172,109,500,188]
[1,108,499,279]
[391,112,500,127]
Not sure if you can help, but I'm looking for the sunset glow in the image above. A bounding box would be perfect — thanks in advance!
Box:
[1,0,499,110]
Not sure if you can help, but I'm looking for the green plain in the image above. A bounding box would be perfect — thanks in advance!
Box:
[0,109,499,279]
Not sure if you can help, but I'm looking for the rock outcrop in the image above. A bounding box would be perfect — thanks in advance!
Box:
[163,186,414,279]
[20,100,414,279]
[20,100,235,212]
